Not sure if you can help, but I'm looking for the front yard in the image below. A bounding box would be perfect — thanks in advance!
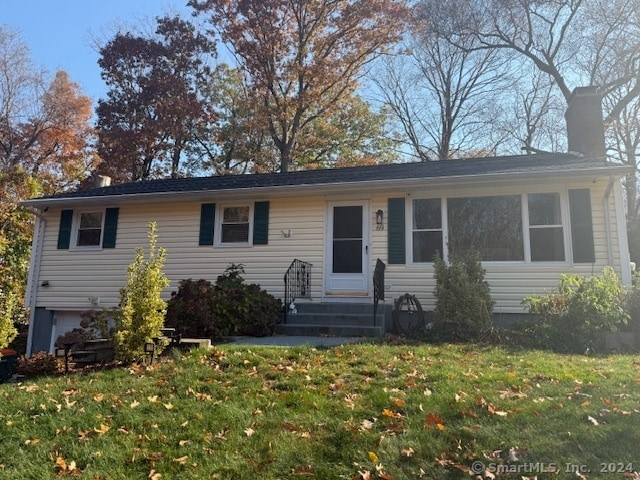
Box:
[0,342,638,479]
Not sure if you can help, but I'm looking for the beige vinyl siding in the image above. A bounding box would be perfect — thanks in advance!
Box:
[34,175,628,315]
[36,197,326,310]
[370,179,627,313]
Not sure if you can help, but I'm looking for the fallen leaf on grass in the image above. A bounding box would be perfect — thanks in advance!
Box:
[359,419,376,431]
[94,424,110,435]
[291,464,315,476]
[401,447,415,458]
[173,456,188,464]
[244,427,255,437]
[368,451,379,462]
[424,413,445,430]
[55,455,83,476]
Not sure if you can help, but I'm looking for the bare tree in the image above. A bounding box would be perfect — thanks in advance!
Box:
[374,1,511,161]
[495,70,566,155]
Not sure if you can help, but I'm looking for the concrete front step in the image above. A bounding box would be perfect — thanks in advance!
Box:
[275,323,384,337]
[278,302,391,337]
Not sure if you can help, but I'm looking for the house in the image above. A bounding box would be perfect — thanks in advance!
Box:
[23,87,632,354]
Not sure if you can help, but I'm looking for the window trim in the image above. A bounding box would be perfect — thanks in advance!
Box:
[407,197,446,265]
[215,203,254,247]
[524,191,570,263]
[71,209,106,250]
[406,191,571,265]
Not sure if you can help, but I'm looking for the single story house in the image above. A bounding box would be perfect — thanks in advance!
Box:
[22,88,632,353]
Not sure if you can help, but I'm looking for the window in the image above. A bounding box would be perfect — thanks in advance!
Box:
[411,198,442,263]
[448,195,524,261]
[528,193,565,261]
[75,212,104,247]
[58,208,118,250]
[220,206,250,244]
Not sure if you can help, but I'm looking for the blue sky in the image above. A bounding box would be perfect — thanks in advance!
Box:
[2,1,192,103]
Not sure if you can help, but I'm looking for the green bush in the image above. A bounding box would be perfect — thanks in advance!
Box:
[623,270,640,332]
[114,222,170,362]
[522,266,629,353]
[0,292,19,350]
[433,251,493,340]
[165,279,222,339]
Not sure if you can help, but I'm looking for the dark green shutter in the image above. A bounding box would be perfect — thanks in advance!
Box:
[103,208,119,249]
[199,203,216,246]
[569,189,595,263]
[57,210,73,250]
[388,198,406,264]
[253,201,269,245]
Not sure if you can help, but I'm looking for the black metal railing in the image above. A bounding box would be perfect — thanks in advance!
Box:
[373,258,386,326]
[284,259,312,322]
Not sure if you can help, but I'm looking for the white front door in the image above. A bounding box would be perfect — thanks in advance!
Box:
[325,201,369,296]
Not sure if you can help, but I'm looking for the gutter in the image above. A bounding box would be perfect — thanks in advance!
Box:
[603,176,615,267]
[24,207,46,356]
[21,164,633,209]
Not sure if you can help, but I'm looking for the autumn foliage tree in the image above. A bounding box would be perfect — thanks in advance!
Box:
[1,28,94,338]
[189,0,409,172]
[1,28,96,195]
[96,16,215,182]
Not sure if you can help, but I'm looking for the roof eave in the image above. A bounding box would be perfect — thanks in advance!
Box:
[21,164,631,209]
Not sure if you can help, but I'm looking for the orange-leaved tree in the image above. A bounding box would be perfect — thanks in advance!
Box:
[189,0,410,172]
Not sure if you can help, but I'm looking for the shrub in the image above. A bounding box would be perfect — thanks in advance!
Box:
[16,352,61,378]
[433,251,493,340]
[165,279,222,339]
[522,266,629,353]
[623,270,640,332]
[212,264,282,337]
[166,265,282,339]
[55,328,89,350]
[80,308,116,339]
[0,292,19,350]
[114,222,170,362]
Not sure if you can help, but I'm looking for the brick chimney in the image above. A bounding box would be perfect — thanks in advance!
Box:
[565,86,606,157]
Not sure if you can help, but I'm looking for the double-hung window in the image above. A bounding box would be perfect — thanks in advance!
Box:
[75,211,104,248]
[527,193,565,261]
[411,198,443,263]
[220,205,251,244]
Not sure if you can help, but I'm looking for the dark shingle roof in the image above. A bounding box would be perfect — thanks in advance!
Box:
[26,153,629,205]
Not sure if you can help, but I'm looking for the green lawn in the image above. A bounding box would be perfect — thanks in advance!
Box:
[0,342,638,479]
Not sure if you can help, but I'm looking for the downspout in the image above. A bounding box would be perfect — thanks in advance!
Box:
[612,179,633,285]
[603,176,615,268]
[603,175,633,285]
[24,207,47,356]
